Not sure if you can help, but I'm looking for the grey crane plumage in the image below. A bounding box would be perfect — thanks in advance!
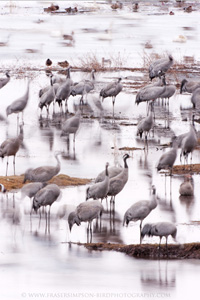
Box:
[190,87,200,109]
[141,222,177,249]
[123,185,157,243]
[21,182,47,217]
[39,75,59,115]
[86,162,110,202]
[148,74,166,87]
[137,102,154,139]
[135,85,166,106]
[55,67,73,110]
[180,125,197,165]
[0,183,6,193]
[138,74,166,93]
[171,131,188,149]
[21,182,47,200]
[68,200,103,242]
[6,80,30,121]
[23,152,61,183]
[33,184,60,212]
[159,84,176,106]
[0,124,23,176]
[32,183,61,233]
[0,72,10,89]
[180,79,200,94]
[149,55,173,80]
[71,69,95,104]
[39,80,59,98]
[107,153,130,210]
[95,165,122,183]
[157,142,177,174]
[60,110,81,147]
[100,77,123,117]
[51,67,73,86]
[179,175,194,196]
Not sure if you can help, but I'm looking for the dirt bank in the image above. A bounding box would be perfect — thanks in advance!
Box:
[77,242,200,259]
[0,174,91,191]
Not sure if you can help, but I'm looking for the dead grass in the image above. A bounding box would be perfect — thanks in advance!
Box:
[172,164,200,175]
[72,51,129,72]
[0,174,91,191]
[76,52,102,71]
[118,146,144,151]
[73,242,200,259]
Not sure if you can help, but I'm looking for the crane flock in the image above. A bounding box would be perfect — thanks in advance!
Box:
[1,51,199,248]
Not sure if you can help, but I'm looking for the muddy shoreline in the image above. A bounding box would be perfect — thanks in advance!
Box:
[0,174,91,191]
[74,242,200,260]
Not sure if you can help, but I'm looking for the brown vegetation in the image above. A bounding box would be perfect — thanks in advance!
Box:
[172,164,200,175]
[77,242,200,259]
[0,174,91,191]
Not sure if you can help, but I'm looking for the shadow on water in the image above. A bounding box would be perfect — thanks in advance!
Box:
[140,260,176,289]
[38,117,54,151]
[179,195,195,217]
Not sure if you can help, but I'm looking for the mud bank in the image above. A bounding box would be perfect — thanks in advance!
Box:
[78,242,200,259]
[0,174,91,191]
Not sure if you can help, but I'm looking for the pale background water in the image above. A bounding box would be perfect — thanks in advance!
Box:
[0,1,200,300]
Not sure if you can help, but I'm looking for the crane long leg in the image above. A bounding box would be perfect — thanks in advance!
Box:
[13,155,16,175]
[30,200,33,232]
[6,156,9,176]
[87,222,92,243]
[158,236,163,256]
[140,220,143,244]
[166,236,168,250]
[39,209,42,229]
[73,134,76,152]
[48,206,51,234]
[65,100,68,114]
[112,97,115,120]
[45,209,48,234]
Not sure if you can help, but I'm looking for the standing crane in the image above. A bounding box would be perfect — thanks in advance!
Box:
[141,222,177,251]
[100,77,123,118]
[60,110,81,150]
[55,67,73,111]
[180,125,197,166]
[71,69,96,104]
[68,200,103,242]
[107,153,130,210]
[39,75,59,115]
[0,124,23,176]
[157,142,177,175]
[123,185,157,243]
[86,162,110,202]
[137,101,154,140]
[149,55,173,80]
[33,183,61,233]
[6,80,30,124]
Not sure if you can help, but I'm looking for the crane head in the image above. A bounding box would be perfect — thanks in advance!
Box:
[123,213,130,226]
[68,212,81,231]
[32,198,40,213]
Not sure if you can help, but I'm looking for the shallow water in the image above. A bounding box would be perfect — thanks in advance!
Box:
[1,1,200,299]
